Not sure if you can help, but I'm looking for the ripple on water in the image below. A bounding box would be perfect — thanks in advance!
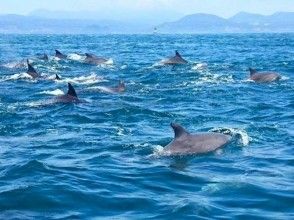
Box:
[0,33,293,219]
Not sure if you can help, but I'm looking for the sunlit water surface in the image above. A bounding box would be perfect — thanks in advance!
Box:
[0,34,293,219]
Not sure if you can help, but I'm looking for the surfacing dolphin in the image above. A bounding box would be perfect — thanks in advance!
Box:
[55,83,81,103]
[249,68,281,82]
[159,51,188,65]
[55,74,61,80]
[95,80,126,94]
[84,53,108,65]
[163,123,231,156]
[55,50,67,59]
[37,53,49,61]
[27,59,40,78]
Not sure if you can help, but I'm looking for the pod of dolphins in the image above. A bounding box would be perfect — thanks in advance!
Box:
[17,49,284,156]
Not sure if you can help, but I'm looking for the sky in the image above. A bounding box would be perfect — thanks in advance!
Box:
[1,0,294,23]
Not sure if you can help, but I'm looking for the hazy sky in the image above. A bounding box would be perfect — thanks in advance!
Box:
[1,0,294,23]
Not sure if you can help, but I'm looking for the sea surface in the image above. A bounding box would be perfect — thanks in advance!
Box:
[0,34,293,219]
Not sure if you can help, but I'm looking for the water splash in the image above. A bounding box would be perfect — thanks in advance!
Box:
[148,145,165,158]
[191,62,208,70]
[2,61,26,69]
[67,53,85,61]
[1,72,34,81]
[210,127,251,146]
[39,89,65,96]
[104,58,114,65]
[55,73,105,85]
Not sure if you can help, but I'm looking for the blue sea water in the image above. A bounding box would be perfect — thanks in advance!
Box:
[0,33,293,219]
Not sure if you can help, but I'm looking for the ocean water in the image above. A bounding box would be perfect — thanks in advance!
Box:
[0,34,293,219]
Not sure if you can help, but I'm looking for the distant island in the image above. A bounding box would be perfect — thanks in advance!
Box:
[0,11,293,34]
[159,12,294,33]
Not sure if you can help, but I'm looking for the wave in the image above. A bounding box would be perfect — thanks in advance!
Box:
[0,71,104,101]
[0,72,36,82]
[67,53,85,61]
[191,62,208,70]
[187,72,235,86]
[54,73,105,85]
[1,60,26,69]
[120,64,128,70]
[88,86,114,94]
[39,89,65,96]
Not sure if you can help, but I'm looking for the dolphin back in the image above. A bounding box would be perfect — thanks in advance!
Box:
[165,132,231,155]
[26,59,40,78]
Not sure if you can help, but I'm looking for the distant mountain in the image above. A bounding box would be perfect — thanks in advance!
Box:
[265,12,294,27]
[0,14,152,34]
[158,12,294,33]
[229,12,266,24]
[229,12,294,26]
[0,11,293,34]
[29,9,181,26]
[158,13,233,33]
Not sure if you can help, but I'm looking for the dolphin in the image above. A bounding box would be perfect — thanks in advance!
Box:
[95,80,126,94]
[55,50,67,59]
[37,53,49,61]
[163,123,231,155]
[249,68,281,82]
[159,51,188,65]
[26,59,40,78]
[54,83,80,103]
[55,74,61,80]
[114,80,126,93]
[84,53,108,65]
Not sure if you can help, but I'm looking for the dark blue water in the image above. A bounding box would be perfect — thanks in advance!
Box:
[0,34,293,219]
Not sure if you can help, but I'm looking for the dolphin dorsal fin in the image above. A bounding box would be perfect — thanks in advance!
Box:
[55,74,61,80]
[175,50,181,58]
[249,68,257,76]
[85,53,92,58]
[170,123,189,138]
[43,54,49,61]
[55,50,63,56]
[27,59,37,74]
[67,83,77,97]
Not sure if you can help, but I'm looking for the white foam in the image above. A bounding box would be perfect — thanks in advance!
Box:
[68,53,84,61]
[90,86,114,94]
[120,64,128,70]
[116,127,125,136]
[149,145,165,158]
[25,101,44,108]
[152,61,165,67]
[2,61,26,69]
[55,73,105,85]
[210,127,251,146]
[46,74,59,80]
[96,59,115,69]
[241,78,254,83]
[1,72,33,81]
[40,89,64,96]
[191,62,208,70]
[281,76,290,81]
[52,57,61,61]
[105,58,114,65]
[191,72,235,85]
